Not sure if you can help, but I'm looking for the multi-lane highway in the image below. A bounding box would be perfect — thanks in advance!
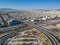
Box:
[0,23,32,45]
[0,31,16,45]
[0,22,60,45]
[25,22,60,45]
[33,25,59,45]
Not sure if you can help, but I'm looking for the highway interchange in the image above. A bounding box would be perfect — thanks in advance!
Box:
[0,22,60,45]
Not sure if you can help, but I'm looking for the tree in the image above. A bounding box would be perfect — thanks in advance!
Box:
[17,44,20,45]
[22,43,26,45]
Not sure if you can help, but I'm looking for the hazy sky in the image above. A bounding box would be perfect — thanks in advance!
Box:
[0,0,60,10]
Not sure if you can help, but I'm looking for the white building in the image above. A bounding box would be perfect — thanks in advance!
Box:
[42,17,47,20]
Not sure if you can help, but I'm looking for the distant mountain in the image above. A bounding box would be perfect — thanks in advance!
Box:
[0,8,60,11]
[33,9,60,11]
[0,8,16,11]
[33,9,51,11]
[55,9,60,11]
